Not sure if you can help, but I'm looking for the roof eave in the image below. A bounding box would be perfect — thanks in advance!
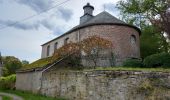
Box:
[41,23,141,46]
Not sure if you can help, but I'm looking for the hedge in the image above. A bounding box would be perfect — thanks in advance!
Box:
[143,53,170,68]
[123,59,143,67]
[0,74,16,90]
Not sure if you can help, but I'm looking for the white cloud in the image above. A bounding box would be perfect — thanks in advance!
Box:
[0,20,40,30]
[16,0,55,13]
[58,7,73,21]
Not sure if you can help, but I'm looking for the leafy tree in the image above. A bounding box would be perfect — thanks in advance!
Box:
[117,0,170,39]
[117,0,170,52]
[52,42,80,62]
[2,56,22,76]
[140,25,167,58]
[80,35,113,68]
[2,67,9,77]
[52,42,81,67]
[21,60,29,66]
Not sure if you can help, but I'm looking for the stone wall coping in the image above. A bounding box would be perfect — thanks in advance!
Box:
[43,70,170,76]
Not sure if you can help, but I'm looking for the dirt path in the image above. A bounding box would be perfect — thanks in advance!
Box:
[0,92,23,100]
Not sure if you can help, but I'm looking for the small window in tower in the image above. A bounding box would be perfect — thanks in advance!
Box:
[130,35,136,45]
[64,38,69,45]
[54,42,58,51]
[47,45,50,57]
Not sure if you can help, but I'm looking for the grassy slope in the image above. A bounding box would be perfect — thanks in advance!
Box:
[0,90,66,100]
[19,57,52,70]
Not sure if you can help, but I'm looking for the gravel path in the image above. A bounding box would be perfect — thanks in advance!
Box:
[0,92,23,100]
[0,96,2,100]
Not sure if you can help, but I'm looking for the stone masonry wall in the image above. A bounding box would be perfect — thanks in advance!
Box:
[40,70,170,100]
[79,25,140,65]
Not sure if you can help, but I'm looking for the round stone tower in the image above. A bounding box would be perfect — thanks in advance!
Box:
[78,4,141,66]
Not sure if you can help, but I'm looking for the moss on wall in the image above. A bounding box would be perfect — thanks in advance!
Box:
[136,78,170,100]
[19,57,52,70]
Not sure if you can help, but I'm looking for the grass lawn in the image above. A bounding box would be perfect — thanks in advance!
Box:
[87,67,170,72]
[0,95,12,100]
[0,90,67,100]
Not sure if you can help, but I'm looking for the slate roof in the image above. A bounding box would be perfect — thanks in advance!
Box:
[81,11,126,25]
[42,11,141,46]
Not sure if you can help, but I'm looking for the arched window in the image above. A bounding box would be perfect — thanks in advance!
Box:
[54,42,58,51]
[130,35,136,45]
[47,45,50,57]
[64,38,69,45]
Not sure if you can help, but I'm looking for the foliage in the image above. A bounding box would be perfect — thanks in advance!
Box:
[140,25,166,58]
[1,95,12,100]
[21,60,29,66]
[0,74,16,90]
[53,35,113,68]
[80,35,113,68]
[123,59,143,67]
[2,67,9,77]
[0,90,67,100]
[117,0,170,39]
[2,56,22,76]
[20,57,52,70]
[52,42,80,62]
[52,42,81,68]
[143,53,170,67]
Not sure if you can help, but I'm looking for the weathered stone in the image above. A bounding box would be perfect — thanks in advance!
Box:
[16,70,170,100]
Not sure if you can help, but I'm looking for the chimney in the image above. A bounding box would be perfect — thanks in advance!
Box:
[80,3,94,24]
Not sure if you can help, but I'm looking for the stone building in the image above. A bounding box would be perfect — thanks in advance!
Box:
[41,3,141,66]
[16,3,142,99]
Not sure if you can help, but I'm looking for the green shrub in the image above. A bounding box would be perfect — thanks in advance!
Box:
[0,74,16,90]
[2,56,22,76]
[143,53,170,68]
[123,59,143,67]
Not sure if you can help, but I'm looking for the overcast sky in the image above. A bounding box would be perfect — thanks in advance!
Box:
[0,0,121,62]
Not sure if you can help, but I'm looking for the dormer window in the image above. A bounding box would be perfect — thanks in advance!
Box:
[64,38,69,45]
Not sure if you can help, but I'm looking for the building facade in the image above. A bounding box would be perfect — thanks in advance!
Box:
[41,3,141,66]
